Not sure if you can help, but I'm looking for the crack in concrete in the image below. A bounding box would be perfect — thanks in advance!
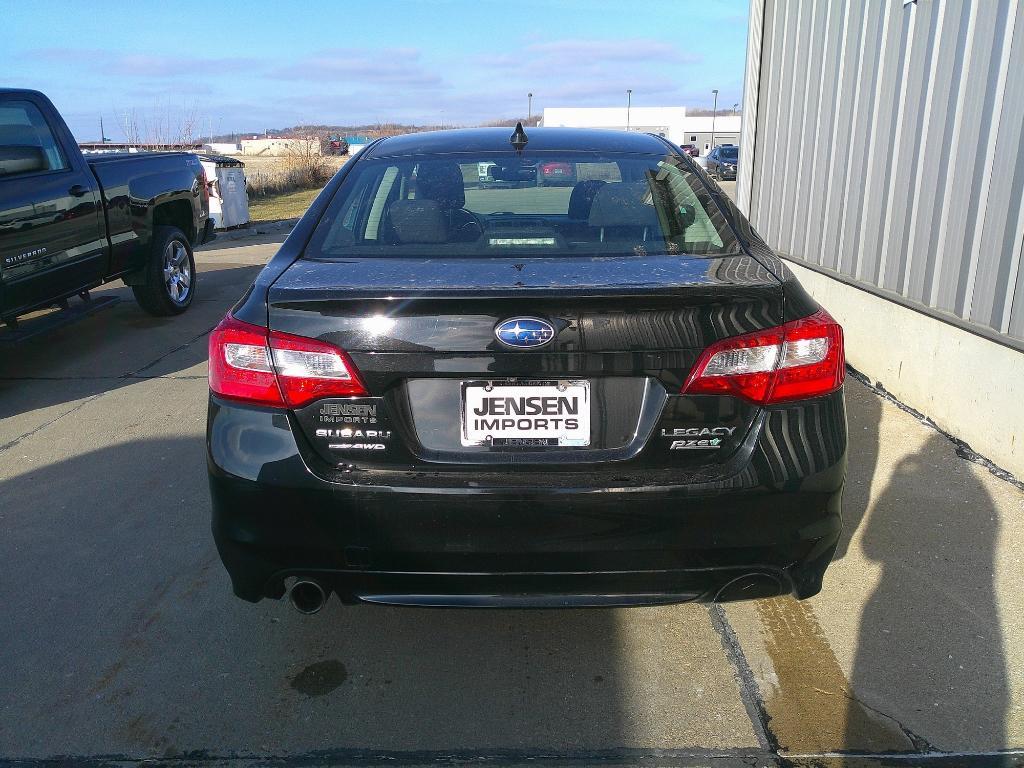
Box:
[129,325,218,376]
[708,604,779,754]
[846,366,1024,492]
[0,323,217,455]
[836,691,938,754]
[0,392,104,454]
[7,747,1021,767]
[752,597,914,755]
[0,747,787,767]
[792,685,939,755]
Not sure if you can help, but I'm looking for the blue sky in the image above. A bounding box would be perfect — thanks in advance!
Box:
[4,0,749,141]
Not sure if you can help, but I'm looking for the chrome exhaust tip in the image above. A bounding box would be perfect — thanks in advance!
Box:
[713,573,784,603]
[289,579,327,614]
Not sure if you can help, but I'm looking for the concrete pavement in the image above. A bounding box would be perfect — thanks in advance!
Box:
[0,234,1021,766]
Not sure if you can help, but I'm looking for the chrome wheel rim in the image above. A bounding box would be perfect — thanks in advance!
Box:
[162,240,192,304]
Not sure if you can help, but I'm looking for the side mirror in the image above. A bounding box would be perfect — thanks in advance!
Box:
[0,145,48,176]
[677,204,697,230]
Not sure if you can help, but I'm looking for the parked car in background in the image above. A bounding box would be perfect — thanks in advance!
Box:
[536,159,576,186]
[207,127,847,614]
[327,135,349,156]
[705,144,739,181]
[680,144,700,157]
[0,89,213,325]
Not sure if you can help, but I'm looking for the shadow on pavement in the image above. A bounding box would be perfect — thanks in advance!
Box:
[742,380,1012,757]
[834,377,882,560]
[0,264,261,423]
[0,436,635,757]
[195,232,289,252]
[848,432,1008,752]
[750,382,897,753]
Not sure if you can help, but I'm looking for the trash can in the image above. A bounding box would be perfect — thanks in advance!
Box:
[198,154,250,229]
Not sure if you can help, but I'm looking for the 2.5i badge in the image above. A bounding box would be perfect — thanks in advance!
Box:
[662,426,737,450]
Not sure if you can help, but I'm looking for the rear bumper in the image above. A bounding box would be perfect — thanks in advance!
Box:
[208,392,846,607]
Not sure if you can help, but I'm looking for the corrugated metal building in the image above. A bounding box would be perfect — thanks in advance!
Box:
[737,0,1024,476]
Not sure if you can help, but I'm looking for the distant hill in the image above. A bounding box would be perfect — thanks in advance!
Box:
[210,116,541,143]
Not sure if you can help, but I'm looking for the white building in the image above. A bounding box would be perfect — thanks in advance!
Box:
[540,106,741,155]
[676,115,740,155]
[240,137,322,157]
[203,142,241,156]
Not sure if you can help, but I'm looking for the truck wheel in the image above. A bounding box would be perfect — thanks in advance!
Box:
[132,226,196,316]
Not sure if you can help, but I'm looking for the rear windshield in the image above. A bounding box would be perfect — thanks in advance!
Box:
[304,151,739,259]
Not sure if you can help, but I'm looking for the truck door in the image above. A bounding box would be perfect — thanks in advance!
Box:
[0,95,106,319]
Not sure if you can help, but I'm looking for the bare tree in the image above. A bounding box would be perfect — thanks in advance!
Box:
[117,101,204,149]
[120,108,143,147]
[177,103,199,146]
[282,129,330,187]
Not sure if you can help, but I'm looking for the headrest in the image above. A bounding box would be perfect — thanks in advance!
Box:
[0,124,42,146]
[387,199,448,244]
[588,182,660,228]
[0,145,48,176]
[568,179,607,220]
[416,161,465,209]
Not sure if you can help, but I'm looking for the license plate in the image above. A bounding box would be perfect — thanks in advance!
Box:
[461,381,591,447]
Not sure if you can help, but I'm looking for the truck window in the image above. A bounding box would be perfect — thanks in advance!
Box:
[0,100,69,178]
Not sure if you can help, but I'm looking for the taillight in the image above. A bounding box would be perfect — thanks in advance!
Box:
[209,315,283,406]
[208,315,367,408]
[199,167,210,205]
[269,329,367,407]
[682,309,844,405]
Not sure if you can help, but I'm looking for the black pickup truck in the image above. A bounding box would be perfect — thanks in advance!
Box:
[0,89,213,327]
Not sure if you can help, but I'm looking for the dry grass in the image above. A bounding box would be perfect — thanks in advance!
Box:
[248,187,325,224]
[243,154,348,197]
[240,154,348,224]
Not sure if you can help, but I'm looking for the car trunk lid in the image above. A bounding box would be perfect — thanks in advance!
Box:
[268,253,782,467]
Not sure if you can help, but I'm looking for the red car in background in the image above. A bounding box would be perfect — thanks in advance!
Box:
[680,144,700,157]
[537,160,576,186]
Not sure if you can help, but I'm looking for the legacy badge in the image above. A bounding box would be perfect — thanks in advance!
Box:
[662,426,737,450]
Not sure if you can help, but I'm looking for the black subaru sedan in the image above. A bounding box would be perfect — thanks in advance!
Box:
[207,127,846,613]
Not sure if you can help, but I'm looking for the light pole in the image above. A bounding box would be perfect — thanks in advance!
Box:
[626,89,632,131]
[528,93,533,124]
[710,89,719,151]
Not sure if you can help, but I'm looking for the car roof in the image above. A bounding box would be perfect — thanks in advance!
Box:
[363,127,671,158]
[0,88,46,98]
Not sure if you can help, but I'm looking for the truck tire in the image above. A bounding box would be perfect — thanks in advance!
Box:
[132,226,196,316]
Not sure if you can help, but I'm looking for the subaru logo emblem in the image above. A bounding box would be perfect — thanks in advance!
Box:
[494,317,555,349]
